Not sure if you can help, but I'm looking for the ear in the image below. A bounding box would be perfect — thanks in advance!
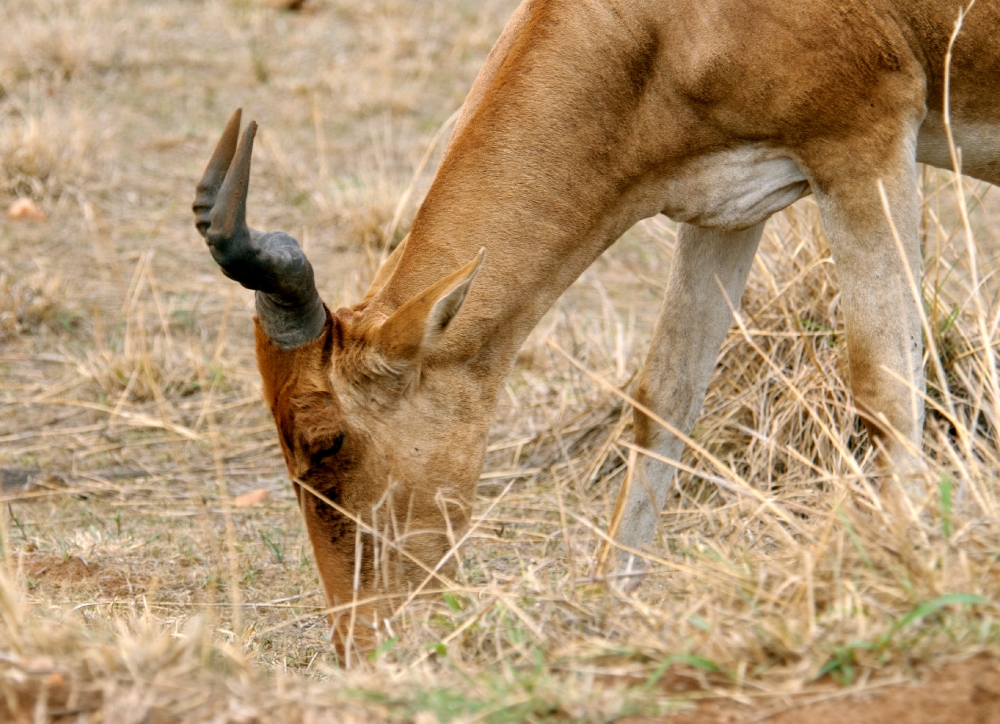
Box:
[379,248,484,362]
[361,235,408,305]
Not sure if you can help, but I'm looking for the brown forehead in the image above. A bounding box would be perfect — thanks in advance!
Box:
[254,312,343,446]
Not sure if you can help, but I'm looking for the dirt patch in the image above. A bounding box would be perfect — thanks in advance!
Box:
[21,554,145,599]
[628,656,1000,724]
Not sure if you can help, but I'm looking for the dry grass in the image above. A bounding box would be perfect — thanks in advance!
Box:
[0,271,74,341]
[0,0,998,721]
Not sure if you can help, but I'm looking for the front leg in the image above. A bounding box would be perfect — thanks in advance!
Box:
[808,130,925,480]
[602,221,765,569]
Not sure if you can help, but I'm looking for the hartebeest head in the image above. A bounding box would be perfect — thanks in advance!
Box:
[194,110,486,651]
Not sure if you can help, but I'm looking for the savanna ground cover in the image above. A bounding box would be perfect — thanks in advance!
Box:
[0,1,999,721]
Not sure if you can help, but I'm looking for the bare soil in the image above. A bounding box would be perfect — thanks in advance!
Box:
[630,656,1000,724]
[21,552,147,599]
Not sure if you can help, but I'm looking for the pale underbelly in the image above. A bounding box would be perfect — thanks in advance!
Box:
[658,119,999,232]
[658,145,810,231]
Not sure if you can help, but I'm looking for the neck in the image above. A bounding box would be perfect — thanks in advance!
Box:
[891,1,998,113]
[366,0,669,388]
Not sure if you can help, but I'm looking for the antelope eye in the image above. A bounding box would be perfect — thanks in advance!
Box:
[310,433,345,466]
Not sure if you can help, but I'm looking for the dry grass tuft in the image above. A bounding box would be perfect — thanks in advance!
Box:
[327,164,410,257]
[0,271,72,341]
[0,1,121,203]
[0,1,998,721]
[0,0,123,84]
[0,107,96,201]
[77,343,202,405]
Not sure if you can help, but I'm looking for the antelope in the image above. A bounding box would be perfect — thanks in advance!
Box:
[193,0,1000,651]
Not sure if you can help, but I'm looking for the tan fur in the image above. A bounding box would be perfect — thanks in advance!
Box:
[251,0,1000,641]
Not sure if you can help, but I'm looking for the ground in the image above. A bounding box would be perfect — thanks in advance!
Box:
[615,655,998,723]
[0,0,999,722]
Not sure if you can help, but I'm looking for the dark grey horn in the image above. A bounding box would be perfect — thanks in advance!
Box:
[193,108,242,237]
[193,111,327,349]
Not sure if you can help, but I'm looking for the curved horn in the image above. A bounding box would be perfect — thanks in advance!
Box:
[193,112,327,349]
[193,108,242,237]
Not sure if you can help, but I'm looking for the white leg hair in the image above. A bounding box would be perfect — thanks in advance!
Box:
[606,220,765,566]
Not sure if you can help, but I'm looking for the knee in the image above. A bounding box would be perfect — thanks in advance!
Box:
[633,368,706,449]
[633,381,658,448]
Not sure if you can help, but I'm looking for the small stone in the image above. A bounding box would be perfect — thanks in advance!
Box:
[233,488,270,507]
[6,198,46,222]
